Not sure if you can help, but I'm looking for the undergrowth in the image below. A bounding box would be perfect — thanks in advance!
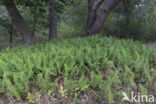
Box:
[0,36,155,103]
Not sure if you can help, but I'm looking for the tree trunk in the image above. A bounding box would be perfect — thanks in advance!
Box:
[49,0,57,40]
[2,0,31,44]
[86,0,121,36]
[86,0,104,34]
[86,0,96,32]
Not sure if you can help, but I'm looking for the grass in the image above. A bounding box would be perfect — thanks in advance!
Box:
[0,36,156,104]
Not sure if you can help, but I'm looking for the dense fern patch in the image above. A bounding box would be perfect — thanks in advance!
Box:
[0,36,155,103]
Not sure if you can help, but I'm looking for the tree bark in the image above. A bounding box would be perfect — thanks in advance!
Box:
[86,0,96,32]
[2,0,32,44]
[86,0,121,36]
[49,0,57,40]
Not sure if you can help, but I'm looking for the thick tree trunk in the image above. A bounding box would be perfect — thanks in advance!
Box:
[86,0,121,36]
[86,0,96,32]
[2,0,31,44]
[49,0,57,40]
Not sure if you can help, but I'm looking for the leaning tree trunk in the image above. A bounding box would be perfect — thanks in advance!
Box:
[49,0,57,40]
[2,0,31,44]
[86,0,121,36]
[86,0,96,32]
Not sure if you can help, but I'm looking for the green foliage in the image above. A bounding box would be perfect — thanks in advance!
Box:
[58,0,87,37]
[0,36,155,103]
[101,0,156,41]
[0,15,17,42]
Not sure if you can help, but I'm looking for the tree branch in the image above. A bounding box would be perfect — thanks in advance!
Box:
[93,0,104,10]
[86,0,96,30]
[87,0,121,35]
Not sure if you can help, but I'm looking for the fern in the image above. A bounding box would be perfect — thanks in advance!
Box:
[0,36,155,103]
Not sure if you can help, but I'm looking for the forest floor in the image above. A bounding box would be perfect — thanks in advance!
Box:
[0,39,156,104]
